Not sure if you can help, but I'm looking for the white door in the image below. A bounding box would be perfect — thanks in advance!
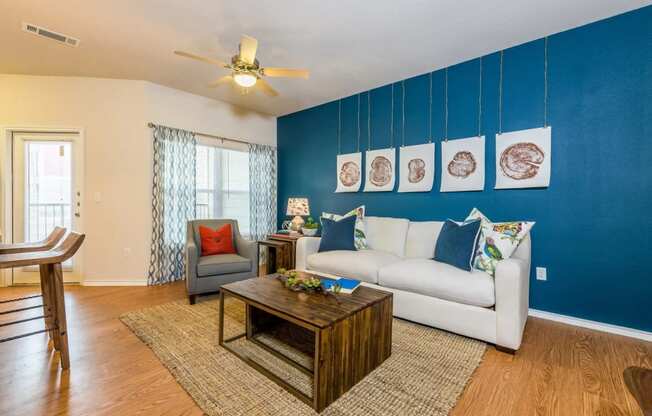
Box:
[11,132,83,284]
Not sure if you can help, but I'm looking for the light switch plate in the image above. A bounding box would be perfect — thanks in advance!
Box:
[536,267,547,281]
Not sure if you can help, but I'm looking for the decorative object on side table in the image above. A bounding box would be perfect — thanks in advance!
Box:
[286,197,310,232]
[301,216,319,236]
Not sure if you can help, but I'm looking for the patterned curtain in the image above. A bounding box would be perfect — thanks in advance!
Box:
[148,125,197,285]
[249,143,277,242]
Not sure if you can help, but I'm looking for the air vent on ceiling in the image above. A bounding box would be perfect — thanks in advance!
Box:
[22,22,80,47]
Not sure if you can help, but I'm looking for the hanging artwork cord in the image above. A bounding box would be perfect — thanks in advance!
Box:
[335,98,363,193]
[398,76,435,193]
[440,58,486,193]
[364,85,396,192]
[495,39,552,190]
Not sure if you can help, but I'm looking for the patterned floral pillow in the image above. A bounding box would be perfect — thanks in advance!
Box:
[465,208,534,276]
[321,206,368,250]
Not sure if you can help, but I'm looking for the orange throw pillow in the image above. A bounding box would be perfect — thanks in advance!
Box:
[199,224,236,256]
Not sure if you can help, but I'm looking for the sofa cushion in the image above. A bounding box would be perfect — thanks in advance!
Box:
[434,219,481,271]
[378,258,495,307]
[318,216,357,252]
[199,224,236,256]
[405,221,444,259]
[307,249,401,284]
[465,208,535,276]
[322,205,368,250]
[363,216,409,257]
[197,254,251,277]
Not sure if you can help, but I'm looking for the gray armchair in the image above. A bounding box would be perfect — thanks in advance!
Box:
[185,219,258,304]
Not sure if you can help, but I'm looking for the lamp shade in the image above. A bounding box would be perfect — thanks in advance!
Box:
[286,198,310,216]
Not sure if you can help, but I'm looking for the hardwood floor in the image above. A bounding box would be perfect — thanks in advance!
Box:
[1,283,650,416]
[0,283,202,416]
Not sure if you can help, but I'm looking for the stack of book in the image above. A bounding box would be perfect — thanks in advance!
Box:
[269,232,302,241]
[320,277,361,294]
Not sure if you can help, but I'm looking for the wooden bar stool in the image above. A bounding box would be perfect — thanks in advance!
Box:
[0,227,67,340]
[0,226,66,255]
[0,231,84,370]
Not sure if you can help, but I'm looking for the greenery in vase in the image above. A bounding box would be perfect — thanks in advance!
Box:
[276,268,340,294]
[303,217,318,230]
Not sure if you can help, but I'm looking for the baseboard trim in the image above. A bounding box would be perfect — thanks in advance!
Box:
[529,309,652,342]
[82,280,148,287]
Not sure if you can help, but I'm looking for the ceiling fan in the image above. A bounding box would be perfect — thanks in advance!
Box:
[174,35,309,97]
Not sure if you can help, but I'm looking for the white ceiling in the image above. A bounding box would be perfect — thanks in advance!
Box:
[2,0,650,116]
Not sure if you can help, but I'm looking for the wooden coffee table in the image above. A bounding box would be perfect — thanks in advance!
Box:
[219,272,393,412]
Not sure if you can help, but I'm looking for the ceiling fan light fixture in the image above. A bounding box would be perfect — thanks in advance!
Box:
[233,72,257,88]
[174,34,309,97]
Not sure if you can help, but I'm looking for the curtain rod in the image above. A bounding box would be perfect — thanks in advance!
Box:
[147,122,250,146]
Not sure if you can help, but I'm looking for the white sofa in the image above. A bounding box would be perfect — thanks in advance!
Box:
[296,216,531,352]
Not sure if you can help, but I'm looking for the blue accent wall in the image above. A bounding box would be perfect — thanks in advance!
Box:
[277,7,652,331]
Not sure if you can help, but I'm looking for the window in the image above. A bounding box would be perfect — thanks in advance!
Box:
[195,144,250,236]
[25,142,72,242]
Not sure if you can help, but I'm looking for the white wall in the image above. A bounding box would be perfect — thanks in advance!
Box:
[0,74,276,285]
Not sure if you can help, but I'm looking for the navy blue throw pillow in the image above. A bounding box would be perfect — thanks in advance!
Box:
[434,219,481,271]
[318,216,357,252]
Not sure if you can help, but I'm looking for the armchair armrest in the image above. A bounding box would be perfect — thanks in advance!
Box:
[494,258,530,351]
[236,235,259,275]
[296,237,321,270]
[185,229,199,294]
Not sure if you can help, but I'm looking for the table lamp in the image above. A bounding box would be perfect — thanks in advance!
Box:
[286,198,310,232]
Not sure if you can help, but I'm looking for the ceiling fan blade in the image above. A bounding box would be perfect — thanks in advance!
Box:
[262,67,310,79]
[174,50,227,68]
[257,78,279,97]
[239,35,258,65]
[208,75,233,88]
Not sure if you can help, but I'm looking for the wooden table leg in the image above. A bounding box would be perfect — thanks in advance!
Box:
[39,264,59,349]
[218,290,225,346]
[245,304,253,340]
[51,263,70,370]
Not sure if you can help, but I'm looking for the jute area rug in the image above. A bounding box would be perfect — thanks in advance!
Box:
[120,297,486,416]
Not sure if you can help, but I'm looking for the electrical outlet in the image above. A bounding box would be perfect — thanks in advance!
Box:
[123,247,131,257]
[536,267,547,281]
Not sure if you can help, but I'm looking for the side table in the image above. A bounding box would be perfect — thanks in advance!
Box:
[259,233,304,273]
[258,239,293,274]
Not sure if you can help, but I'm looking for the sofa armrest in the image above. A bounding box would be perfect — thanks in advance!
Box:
[185,237,199,294]
[494,258,530,351]
[236,235,259,275]
[296,237,321,270]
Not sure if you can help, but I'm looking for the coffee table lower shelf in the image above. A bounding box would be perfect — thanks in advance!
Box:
[218,288,393,412]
